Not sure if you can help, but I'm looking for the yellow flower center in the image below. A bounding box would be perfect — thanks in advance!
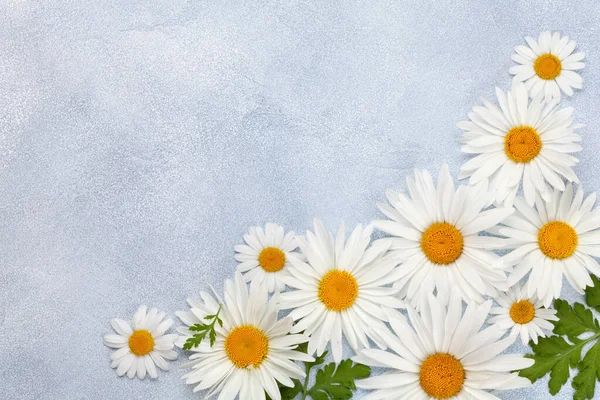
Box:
[534,53,562,80]
[225,325,269,368]
[420,353,465,399]
[318,270,359,311]
[538,221,578,259]
[510,300,536,324]
[258,247,286,272]
[421,223,464,265]
[128,330,155,356]
[504,126,542,163]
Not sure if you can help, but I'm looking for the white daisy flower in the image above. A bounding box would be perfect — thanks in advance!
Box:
[374,164,512,308]
[511,31,584,102]
[176,272,313,400]
[103,305,178,379]
[488,284,558,345]
[354,293,533,400]
[234,223,300,293]
[278,219,404,363]
[458,81,582,206]
[497,184,600,307]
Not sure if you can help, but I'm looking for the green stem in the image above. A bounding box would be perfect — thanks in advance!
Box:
[300,362,311,400]
[209,304,223,329]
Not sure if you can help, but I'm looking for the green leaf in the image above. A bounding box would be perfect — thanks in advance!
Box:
[279,379,303,400]
[270,337,369,399]
[585,275,600,313]
[183,304,223,350]
[520,297,600,398]
[573,340,600,400]
[188,323,208,332]
[553,299,600,340]
[209,328,216,347]
[183,332,207,350]
[519,335,583,394]
[306,359,371,400]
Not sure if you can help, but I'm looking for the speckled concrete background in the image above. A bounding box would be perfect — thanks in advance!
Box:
[1,0,599,398]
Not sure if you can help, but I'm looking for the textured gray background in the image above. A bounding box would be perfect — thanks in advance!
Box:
[1,0,599,399]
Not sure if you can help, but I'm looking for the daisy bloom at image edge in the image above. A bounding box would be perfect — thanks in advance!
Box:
[353,293,533,400]
[234,223,301,293]
[279,219,405,362]
[373,164,512,308]
[496,184,600,307]
[175,272,314,400]
[488,284,558,345]
[511,30,584,101]
[458,81,582,207]
[103,305,178,379]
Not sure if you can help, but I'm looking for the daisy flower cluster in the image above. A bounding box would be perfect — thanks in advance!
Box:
[100,31,594,400]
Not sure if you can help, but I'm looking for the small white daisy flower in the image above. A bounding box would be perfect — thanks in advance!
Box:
[354,293,533,400]
[279,219,404,363]
[497,184,600,307]
[234,223,300,293]
[511,31,584,102]
[103,305,178,379]
[374,164,512,308]
[458,81,582,206]
[489,284,558,345]
[176,272,313,400]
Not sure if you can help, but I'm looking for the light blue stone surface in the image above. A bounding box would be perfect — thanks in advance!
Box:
[2,0,600,398]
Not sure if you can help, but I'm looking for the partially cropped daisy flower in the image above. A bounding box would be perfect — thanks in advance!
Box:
[488,284,558,345]
[354,293,533,400]
[234,223,300,293]
[176,272,313,400]
[279,220,403,362]
[498,184,600,307]
[511,31,584,101]
[103,305,178,379]
[374,164,512,308]
[458,81,582,206]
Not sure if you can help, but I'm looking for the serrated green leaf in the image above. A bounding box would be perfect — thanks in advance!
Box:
[183,332,207,350]
[183,304,223,350]
[209,328,216,347]
[586,275,600,313]
[549,356,575,395]
[519,333,589,395]
[553,299,600,340]
[306,359,371,400]
[573,340,600,400]
[189,323,208,331]
[530,334,574,356]
[520,297,600,398]
[272,337,368,400]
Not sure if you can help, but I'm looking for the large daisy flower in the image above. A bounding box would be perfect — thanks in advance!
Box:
[497,184,600,307]
[354,293,533,400]
[458,81,582,207]
[488,284,558,345]
[511,31,584,102]
[234,223,301,293]
[176,272,313,400]
[103,305,178,379]
[278,220,404,362]
[374,164,512,308]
